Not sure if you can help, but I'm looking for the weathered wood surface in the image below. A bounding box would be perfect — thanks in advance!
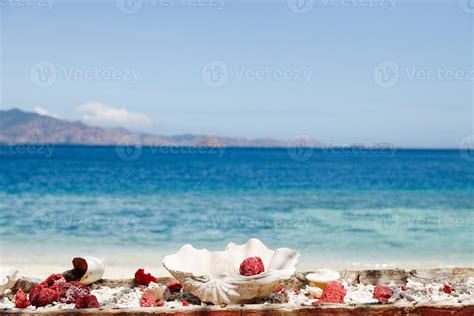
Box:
[2,303,474,316]
[89,268,474,290]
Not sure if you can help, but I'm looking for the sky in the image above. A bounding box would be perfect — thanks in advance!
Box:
[0,0,472,147]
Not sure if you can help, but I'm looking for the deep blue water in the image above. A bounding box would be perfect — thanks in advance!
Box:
[0,145,473,267]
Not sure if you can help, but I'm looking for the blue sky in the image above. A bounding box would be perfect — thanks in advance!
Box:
[0,0,472,147]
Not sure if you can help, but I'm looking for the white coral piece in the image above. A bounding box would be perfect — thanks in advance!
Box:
[0,268,19,296]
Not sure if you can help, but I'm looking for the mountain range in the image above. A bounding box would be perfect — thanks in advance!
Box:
[0,109,307,147]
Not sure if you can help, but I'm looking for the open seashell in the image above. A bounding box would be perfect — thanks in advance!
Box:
[306,285,323,298]
[0,267,19,295]
[163,238,299,305]
[63,256,104,285]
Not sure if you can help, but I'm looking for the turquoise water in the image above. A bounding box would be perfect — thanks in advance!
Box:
[0,146,472,267]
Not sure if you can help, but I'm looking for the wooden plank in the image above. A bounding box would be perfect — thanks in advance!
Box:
[2,304,474,316]
[3,268,474,315]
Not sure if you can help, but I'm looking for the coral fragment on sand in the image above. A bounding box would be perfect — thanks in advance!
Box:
[373,285,394,303]
[29,284,58,307]
[140,292,157,307]
[58,281,90,304]
[75,294,100,309]
[312,281,346,305]
[14,289,31,308]
[134,269,158,286]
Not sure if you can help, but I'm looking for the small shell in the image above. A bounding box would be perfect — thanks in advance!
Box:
[145,282,170,301]
[72,256,105,284]
[0,267,19,295]
[306,285,323,298]
[306,268,340,288]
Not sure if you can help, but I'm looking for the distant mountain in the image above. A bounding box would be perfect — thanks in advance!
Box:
[0,109,294,147]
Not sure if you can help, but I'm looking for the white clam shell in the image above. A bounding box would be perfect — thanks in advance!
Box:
[306,285,323,298]
[72,256,105,284]
[163,238,299,305]
[0,267,19,295]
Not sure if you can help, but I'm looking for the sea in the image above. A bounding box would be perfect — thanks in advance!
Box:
[0,145,473,269]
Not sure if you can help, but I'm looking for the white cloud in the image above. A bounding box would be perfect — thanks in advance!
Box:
[33,106,60,118]
[76,102,153,130]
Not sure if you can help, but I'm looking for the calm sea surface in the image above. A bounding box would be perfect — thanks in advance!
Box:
[0,146,473,267]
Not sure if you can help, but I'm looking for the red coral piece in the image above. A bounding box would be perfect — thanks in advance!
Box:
[29,284,58,307]
[156,299,165,307]
[140,292,157,307]
[134,269,158,286]
[443,284,453,294]
[166,282,183,294]
[41,274,66,287]
[39,273,67,298]
[239,257,265,276]
[401,284,407,291]
[182,300,189,306]
[373,285,394,303]
[15,289,31,308]
[58,281,90,304]
[75,294,100,309]
[312,281,346,305]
